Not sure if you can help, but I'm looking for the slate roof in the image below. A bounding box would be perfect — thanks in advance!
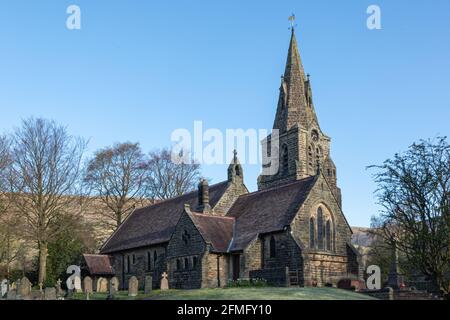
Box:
[100,181,230,253]
[227,176,317,251]
[101,176,318,254]
[83,254,115,275]
[191,213,235,253]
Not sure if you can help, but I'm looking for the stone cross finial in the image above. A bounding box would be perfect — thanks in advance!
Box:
[162,272,168,279]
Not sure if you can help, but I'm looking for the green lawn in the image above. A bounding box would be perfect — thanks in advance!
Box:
[72,287,376,300]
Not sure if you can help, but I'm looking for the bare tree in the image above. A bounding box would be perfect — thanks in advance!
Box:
[84,142,149,230]
[9,118,86,284]
[0,135,11,217]
[0,213,27,279]
[147,148,201,200]
[0,134,20,279]
[369,137,450,297]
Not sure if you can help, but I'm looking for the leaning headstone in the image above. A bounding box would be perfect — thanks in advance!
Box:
[111,277,119,292]
[83,276,93,294]
[15,279,21,298]
[108,277,119,298]
[44,287,57,300]
[18,277,31,297]
[160,272,169,291]
[128,276,138,297]
[97,277,108,293]
[7,289,16,300]
[1,279,8,298]
[144,276,152,294]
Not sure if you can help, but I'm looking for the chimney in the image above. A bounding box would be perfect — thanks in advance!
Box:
[197,179,211,213]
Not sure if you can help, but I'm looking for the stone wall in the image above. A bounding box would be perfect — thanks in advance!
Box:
[242,231,303,286]
[302,252,350,286]
[110,243,167,290]
[166,210,207,289]
[289,174,359,286]
[258,128,301,190]
[213,181,248,215]
[291,174,352,256]
[201,253,229,288]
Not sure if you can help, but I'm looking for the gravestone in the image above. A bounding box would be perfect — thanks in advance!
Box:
[74,276,82,293]
[160,272,169,290]
[108,277,119,299]
[7,290,16,300]
[56,279,64,297]
[18,277,31,297]
[83,276,93,294]
[97,277,108,293]
[108,277,119,297]
[144,276,152,294]
[128,276,138,297]
[1,279,8,298]
[44,287,57,300]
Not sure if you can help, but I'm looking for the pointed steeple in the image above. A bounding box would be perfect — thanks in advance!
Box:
[284,28,307,88]
[273,28,319,132]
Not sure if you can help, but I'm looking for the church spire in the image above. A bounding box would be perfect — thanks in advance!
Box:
[273,25,318,133]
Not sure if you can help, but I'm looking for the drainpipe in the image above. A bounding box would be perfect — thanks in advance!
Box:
[216,255,221,288]
[121,253,125,289]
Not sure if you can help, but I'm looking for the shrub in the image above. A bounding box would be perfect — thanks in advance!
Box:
[226,278,268,288]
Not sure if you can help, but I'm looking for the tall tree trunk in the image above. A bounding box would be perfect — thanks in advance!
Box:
[38,241,48,285]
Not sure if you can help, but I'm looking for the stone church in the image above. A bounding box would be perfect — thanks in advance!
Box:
[97,29,362,290]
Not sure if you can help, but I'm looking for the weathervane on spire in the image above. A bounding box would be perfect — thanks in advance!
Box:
[288,14,297,31]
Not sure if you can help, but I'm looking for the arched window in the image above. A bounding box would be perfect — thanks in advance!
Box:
[326,220,332,251]
[308,146,313,170]
[282,145,288,174]
[316,147,320,167]
[235,165,241,177]
[309,217,315,249]
[317,207,324,250]
[176,259,181,271]
[147,252,151,271]
[333,226,336,252]
[154,251,158,268]
[184,258,189,270]
[269,236,276,258]
[193,256,198,268]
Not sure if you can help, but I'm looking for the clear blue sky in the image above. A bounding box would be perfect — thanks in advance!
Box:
[1,1,449,227]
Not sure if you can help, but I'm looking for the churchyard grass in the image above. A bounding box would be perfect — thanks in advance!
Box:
[71,287,377,300]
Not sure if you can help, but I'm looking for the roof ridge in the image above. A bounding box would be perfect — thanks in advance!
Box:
[135,180,229,211]
[238,176,316,198]
[192,212,235,220]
